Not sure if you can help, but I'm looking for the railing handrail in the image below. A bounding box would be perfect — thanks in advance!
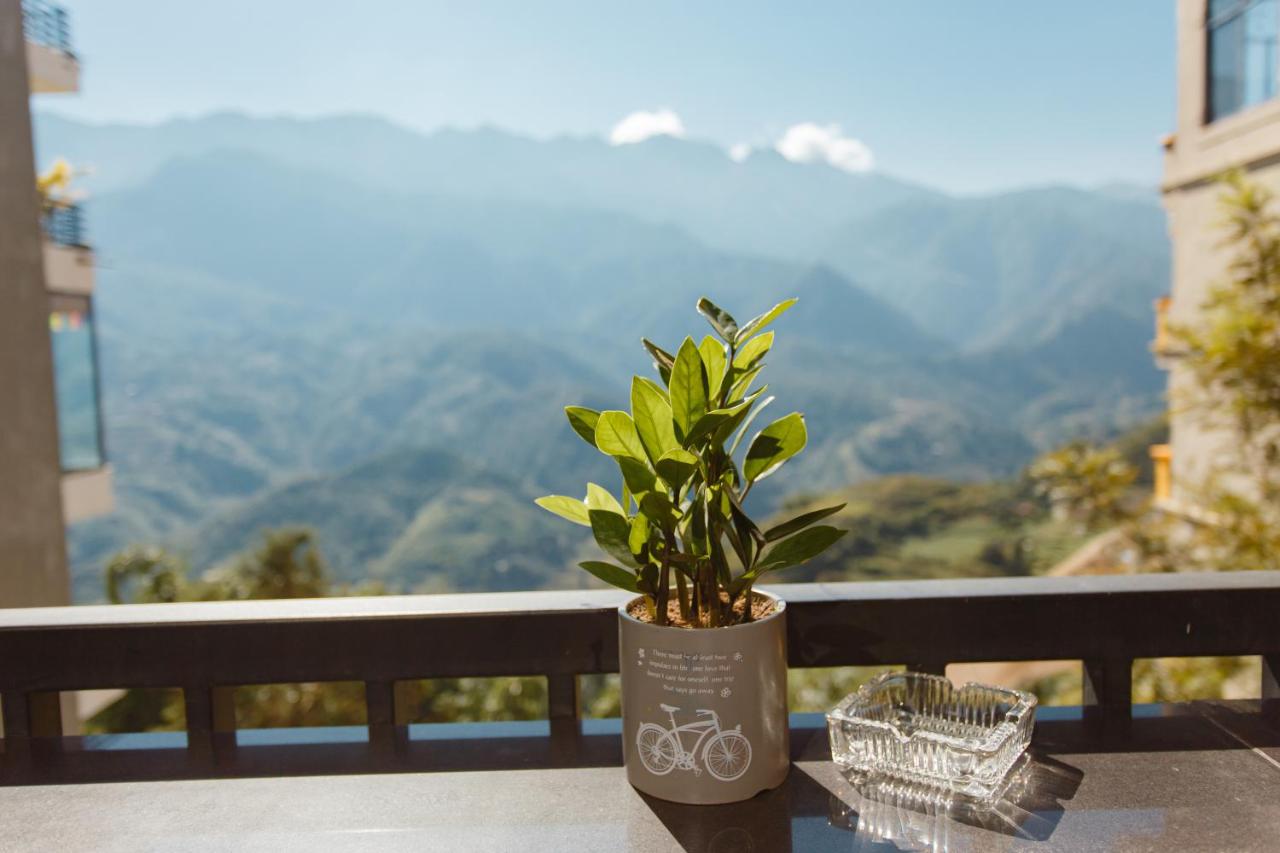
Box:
[3,570,1279,630]
[2,572,1278,748]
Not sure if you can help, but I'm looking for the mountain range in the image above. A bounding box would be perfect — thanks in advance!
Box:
[32,112,1169,600]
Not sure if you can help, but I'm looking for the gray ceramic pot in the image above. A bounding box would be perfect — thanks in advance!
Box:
[619,591,789,804]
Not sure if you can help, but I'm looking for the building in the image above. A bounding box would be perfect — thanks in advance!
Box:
[0,0,111,613]
[1156,0,1280,508]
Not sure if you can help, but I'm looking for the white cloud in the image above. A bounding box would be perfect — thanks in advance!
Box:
[728,143,752,163]
[774,122,874,173]
[609,109,686,146]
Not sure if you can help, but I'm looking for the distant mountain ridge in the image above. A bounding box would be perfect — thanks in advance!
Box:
[40,112,1170,600]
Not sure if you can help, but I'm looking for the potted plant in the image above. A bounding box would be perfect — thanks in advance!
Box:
[537,297,846,804]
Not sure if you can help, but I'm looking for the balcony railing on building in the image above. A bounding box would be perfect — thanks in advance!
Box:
[21,0,72,54]
[41,203,86,248]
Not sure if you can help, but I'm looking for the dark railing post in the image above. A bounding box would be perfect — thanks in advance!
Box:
[184,685,236,757]
[547,673,580,754]
[1,690,62,758]
[1083,657,1132,720]
[1263,654,1280,720]
[365,680,409,754]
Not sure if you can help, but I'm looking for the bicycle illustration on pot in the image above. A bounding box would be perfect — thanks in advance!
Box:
[635,704,752,782]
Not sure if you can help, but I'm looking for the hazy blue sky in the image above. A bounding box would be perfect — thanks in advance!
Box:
[49,1,1175,194]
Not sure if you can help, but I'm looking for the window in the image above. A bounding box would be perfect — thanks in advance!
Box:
[49,294,105,472]
[1208,0,1280,121]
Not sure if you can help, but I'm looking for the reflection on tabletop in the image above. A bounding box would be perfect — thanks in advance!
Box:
[827,752,1084,851]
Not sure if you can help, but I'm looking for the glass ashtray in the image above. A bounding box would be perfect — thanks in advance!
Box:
[826,671,1037,801]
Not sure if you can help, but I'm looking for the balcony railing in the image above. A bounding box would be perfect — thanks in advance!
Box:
[21,0,72,53]
[41,204,86,248]
[2,572,1278,759]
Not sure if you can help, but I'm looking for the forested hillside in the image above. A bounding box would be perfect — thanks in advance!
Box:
[35,113,1169,599]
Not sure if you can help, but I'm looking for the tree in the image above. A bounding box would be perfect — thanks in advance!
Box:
[88,528,579,732]
[1028,441,1138,532]
[1165,172,1280,569]
[213,528,329,600]
[105,546,188,604]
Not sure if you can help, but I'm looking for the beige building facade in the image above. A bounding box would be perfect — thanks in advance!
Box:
[1158,0,1280,506]
[1,0,111,613]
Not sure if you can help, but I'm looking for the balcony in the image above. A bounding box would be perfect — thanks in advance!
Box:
[41,204,93,296]
[1,573,1278,848]
[22,0,78,94]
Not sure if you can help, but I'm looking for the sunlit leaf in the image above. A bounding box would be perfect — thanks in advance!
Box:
[699,335,728,402]
[669,337,708,440]
[595,410,649,462]
[728,364,764,403]
[565,406,600,447]
[744,413,807,482]
[586,482,625,515]
[697,297,739,343]
[734,298,797,345]
[631,376,679,463]
[732,331,773,370]
[534,495,590,527]
[629,512,651,558]
[729,395,774,457]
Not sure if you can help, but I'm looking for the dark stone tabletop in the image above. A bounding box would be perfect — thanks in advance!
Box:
[2,701,1278,852]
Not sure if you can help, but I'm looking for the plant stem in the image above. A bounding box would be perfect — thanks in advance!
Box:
[656,548,671,627]
[675,570,690,622]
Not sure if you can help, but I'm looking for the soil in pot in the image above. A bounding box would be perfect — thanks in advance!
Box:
[625,591,777,628]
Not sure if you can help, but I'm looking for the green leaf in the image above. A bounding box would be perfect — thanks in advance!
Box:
[639,490,678,524]
[727,364,764,403]
[579,561,640,593]
[697,297,739,343]
[628,512,651,558]
[704,387,767,446]
[595,410,649,462]
[699,335,728,402]
[744,413,807,482]
[764,503,847,542]
[669,337,708,441]
[617,455,658,496]
[734,298,797,345]
[641,338,675,385]
[655,448,698,488]
[590,508,640,568]
[637,563,659,594]
[534,495,591,527]
[565,406,600,447]
[754,525,847,574]
[641,338,675,372]
[586,482,625,515]
[684,393,758,446]
[732,331,773,370]
[729,395,774,457]
[630,376,679,463]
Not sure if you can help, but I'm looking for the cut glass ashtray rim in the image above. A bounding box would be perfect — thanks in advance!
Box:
[828,671,1037,753]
